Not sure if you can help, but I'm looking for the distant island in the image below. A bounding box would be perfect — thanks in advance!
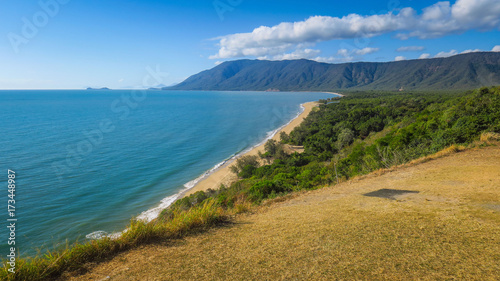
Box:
[165,52,500,92]
[86,87,111,90]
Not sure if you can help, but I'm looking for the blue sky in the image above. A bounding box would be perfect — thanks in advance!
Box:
[1,0,499,89]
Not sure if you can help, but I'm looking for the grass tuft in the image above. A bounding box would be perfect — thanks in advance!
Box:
[480,132,500,142]
[408,144,466,165]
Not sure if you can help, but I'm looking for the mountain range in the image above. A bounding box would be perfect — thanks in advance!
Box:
[165,52,500,92]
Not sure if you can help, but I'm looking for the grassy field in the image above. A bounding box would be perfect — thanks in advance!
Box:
[65,145,500,280]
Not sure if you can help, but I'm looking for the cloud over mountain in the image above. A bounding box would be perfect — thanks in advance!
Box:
[397,46,425,52]
[211,0,500,60]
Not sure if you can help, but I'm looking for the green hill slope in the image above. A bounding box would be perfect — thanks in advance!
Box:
[166,52,500,91]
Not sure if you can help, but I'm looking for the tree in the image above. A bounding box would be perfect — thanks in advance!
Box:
[336,128,355,150]
[262,139,288,160]
[230,155,259,175]
[280,131,290,143]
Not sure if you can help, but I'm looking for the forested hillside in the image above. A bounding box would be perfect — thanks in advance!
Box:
[166,52,500,91]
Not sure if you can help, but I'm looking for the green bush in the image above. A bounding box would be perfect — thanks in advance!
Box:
[230,155,259,175]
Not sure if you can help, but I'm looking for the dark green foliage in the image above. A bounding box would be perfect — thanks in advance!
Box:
[279,131,290,143]
[260,139,288,162]
[247,180,279,201]
[328,87,500,178]
[166,53,500,91]
[239,165,256,179]
[229,155,259,175]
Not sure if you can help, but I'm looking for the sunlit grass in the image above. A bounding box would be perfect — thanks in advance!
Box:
[0,199,225,281]
[108,145,499,280]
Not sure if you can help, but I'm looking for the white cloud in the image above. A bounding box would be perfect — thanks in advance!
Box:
[331,47,380,62]
[399,0,500,39]
[419,48,484,59]
[435,49,458,58]
[451,0,500,30]
[211,0,500,60]
[493,45,500,52]
[266,48,321,60]
[312,56,352,63]
[354,47,380,55]
[395,56,407,61]
[461,49,481,54]
[259,47,379,63]
[397,46,425,52]
[209,14,401,59]
[215,61,224,65]
[422,1,451,21]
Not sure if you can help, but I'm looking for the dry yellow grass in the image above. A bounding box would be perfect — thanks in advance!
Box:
[65,146,500,280]
[481,132,500,142]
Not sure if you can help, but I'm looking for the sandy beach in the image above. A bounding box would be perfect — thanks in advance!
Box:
[183,101,319,196]
[322,91,345,97]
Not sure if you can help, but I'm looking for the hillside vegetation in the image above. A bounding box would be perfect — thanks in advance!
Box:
[166,52,500,91]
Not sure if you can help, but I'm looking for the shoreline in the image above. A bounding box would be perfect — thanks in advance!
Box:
[106,100,320,235]
[135,93,342,223]
[322,91,344,97]
[182,101,319,197]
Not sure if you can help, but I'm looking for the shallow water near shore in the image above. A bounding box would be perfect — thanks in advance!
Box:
[0,90,334,256]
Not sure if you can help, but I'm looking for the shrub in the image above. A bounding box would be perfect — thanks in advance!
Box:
[238,164,256,178]
[230,155,259,175]
[246,180,289,202]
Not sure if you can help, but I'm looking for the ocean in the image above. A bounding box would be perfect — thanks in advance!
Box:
[0,90,334,256]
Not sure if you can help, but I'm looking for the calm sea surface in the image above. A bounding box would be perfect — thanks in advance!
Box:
[0,90,334,256]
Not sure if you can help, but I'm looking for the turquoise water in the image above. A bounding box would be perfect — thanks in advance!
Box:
[0,90,334,256]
